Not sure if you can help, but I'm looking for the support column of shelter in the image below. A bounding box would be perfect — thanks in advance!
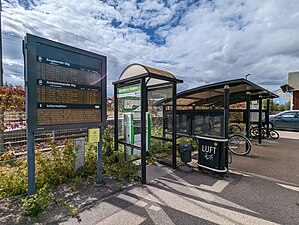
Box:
[141,78,147,183]
[258,95,263,144]
[265,98,270,137]
[224,85,230,170]
[162,104,166,141]
[172,82,177,169]
[246,92,251,139]
[114,85,118,156]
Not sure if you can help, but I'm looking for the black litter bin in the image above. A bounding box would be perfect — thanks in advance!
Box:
[178,143,195,164]
[197,136,228,173]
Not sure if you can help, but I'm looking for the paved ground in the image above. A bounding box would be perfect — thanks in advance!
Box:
[230,130,299,185]
[59,131,299,225]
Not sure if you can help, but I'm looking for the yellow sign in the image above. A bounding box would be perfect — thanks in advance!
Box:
[88,128,100,143]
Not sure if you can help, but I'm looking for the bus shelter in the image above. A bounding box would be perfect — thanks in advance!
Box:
[157,78,278,171]
[113,64,182,183]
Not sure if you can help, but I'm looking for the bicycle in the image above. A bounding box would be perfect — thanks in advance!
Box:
[228,132,252,156]
[250,126,279,140]
[200,122,252,156]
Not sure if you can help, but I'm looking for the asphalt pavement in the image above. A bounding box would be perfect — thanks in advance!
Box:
[60,131,299,225]
[230,130,299,185]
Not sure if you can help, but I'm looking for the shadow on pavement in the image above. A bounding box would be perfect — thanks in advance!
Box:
[78,167,299,225]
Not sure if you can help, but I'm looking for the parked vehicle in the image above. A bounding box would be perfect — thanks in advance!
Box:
[269,110,299,131]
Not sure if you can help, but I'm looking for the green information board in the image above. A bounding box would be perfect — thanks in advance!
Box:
[117,84,141,112]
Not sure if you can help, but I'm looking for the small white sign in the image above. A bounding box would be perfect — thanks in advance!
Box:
[74,138,85,170]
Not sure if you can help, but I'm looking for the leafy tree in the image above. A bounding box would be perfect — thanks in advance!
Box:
[0,85,25,111]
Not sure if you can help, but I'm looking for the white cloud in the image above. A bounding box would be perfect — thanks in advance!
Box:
[2,0,299,96]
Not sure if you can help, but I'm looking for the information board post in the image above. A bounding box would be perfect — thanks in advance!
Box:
[87,128,103,184]
[27,130,36,195]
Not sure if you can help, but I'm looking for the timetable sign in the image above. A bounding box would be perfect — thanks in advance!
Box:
[24,34,107,131]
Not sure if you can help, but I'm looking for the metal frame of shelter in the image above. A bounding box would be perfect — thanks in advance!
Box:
[113,63,183,183]
[158,78,278,146]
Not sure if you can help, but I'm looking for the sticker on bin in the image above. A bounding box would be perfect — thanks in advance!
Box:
[201,142,218,161]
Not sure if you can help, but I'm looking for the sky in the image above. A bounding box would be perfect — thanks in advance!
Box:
[2,0,299,97]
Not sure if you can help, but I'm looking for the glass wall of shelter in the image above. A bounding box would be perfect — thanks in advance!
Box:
[158,79,278,142]
[113,64,182,183]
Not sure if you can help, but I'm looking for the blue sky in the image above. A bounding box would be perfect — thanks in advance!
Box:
[2,0,299,99]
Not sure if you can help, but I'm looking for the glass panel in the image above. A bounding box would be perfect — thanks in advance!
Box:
[164,110,173,133]
[193,112,224,137]
[250,111,265,122]
[148,86,174,166]
[230,111,244,123]
[117,83,141,161]
[177,114,188,133]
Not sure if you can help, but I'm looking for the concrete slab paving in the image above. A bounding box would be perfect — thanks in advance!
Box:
[60,166,299,225]
[59,131,299,225]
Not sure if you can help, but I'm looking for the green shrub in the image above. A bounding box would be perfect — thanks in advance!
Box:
[35,140,76,187]
[0,160,27,199]
[104,160,138,180]
[103,125,114,157]
[22,186,52,217]
[151,124,163,137]
[0,126,138,206]
[75,143,97,178]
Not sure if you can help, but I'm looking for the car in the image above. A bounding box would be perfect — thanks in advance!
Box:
[269,110,299,131]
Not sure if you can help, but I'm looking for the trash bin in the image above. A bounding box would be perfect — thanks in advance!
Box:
[178,143,195,164]
[197,136,228,173]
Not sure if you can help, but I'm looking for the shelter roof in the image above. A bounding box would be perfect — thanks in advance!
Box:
[157,78,278,107]
[112,63,183,86]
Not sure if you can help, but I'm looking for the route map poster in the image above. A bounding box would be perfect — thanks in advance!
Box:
[117,84,141,112]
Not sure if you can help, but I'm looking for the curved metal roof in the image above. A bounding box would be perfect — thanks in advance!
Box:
[119,63,175,80]
[156,78,279,107]
[113,63,183,86]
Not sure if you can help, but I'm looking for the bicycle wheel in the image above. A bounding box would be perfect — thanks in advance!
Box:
[228,134,252,156]
[269,130,279,139]
[250,127,258,138]
[250,127,265,139]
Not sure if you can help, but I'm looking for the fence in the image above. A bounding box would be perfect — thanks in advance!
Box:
[0,111,88,162]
